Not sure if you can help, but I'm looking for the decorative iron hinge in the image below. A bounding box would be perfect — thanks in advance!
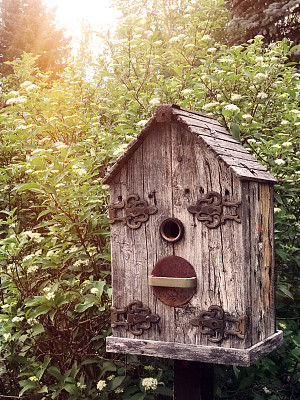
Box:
[111,300,160,336]
[187,191,241,228]
[108,194,158,229]
[191,305,245,343]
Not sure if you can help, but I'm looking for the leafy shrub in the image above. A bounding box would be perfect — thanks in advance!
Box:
[0,0,299,398]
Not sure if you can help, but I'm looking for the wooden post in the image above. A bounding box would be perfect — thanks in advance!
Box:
[174,360,214,400]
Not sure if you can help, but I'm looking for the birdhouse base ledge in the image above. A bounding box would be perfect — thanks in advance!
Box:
[106,331,283,367]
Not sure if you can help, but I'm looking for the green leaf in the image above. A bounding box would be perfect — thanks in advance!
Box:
[238,375,255,390]
[19,380,37,396]
[155,386,173,396]
[29,304,51,318]
[48,366,63,382]
[222,108,232,117]
[74,301,94,312]
[230,123,240,141]
[130,393,146,400]
[105,375,125,391]
[16,183,41,192]
[64,383,78,395]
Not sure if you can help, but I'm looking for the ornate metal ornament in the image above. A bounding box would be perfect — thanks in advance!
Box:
[111,300,160,336]
[108,194,158,229]
[191,305,245,343]
[187,191,241,228]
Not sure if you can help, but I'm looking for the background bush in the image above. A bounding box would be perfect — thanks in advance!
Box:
[0,0,299,399]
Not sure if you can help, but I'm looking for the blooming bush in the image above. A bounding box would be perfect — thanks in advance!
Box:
[0,0,299,398]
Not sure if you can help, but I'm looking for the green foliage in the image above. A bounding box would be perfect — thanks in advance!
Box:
[0,0,299,398]
[226,0,300,46]
[0,0,70,77]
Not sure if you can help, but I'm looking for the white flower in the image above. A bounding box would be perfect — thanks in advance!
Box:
[45,292,55,300]
[169,36,179,43]
[242,114,253,120]
[274,208,281,213]
[20,81,32,88]
[263,387,271,394]
[29,376,39,382]
[23,254,35,262]
[248,139,256,143]
[27,318,38,326]
[149,98,160,106]
[28,265,39,274]
[153,40,162,46]
[9,90,19,96]
[254,73,267,82]
[201,35,211,41]
[282,141,292,146]
[141,377,158,391]
[203,102,219,110]
[90,288,99,295]
[22,231,43,243]
[3,333,11,341]
[257,92,268,99]
[231,94,242,101]
[15,96,27,104]
[55,142,68,149]
[113,144,128,157]
[290,109,300,114]
[97,380,107,391]
[1,304,10,310]
[182,89,193,95]
[224,104,240,112]
[274,159,285,166]
[281,120,289,125]
[6,98,17,105]
[12,316,24,323]
[26,84,39,93]
[207,47,217,53]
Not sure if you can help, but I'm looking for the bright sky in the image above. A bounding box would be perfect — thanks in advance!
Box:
[45,0,119,35]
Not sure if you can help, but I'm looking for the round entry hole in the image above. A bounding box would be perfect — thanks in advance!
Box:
[160,218,184,243]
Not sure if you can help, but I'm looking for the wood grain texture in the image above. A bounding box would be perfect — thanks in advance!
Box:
[107,110,278,363]
[106,331,283,367]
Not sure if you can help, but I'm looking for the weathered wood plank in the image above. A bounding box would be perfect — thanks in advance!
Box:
[142,123,174,342]
[230,165,277,183]
[259,183,276,338]
[189,125,242,145]
[176,114,230,135]
[106,331,283,367]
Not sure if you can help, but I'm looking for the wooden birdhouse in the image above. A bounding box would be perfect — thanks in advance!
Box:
[103,104,283,366]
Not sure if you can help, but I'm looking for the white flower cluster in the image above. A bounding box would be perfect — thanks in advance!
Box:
[90,288,99,295]
[224,104,240,112]
[43,287,55,300]
[141,377,158,391]
[231,94,242,101]
[6,96,27,105]
[73,259,89,268]
[96,380,107,391]
[28,265,39,274]
[21,231,43,243]
[3,333,11,341]
[12,316,24,323]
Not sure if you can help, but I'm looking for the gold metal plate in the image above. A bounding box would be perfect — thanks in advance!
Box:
[148,276,197,288]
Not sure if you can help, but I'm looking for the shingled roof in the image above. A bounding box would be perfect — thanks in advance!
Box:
[102,104,276,184]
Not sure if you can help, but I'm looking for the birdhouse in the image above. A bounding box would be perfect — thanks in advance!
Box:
[103,104,283,366]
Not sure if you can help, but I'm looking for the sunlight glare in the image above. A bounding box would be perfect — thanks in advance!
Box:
[45,0,118,34]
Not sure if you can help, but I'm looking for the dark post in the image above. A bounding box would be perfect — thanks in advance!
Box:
[174,360,214,400]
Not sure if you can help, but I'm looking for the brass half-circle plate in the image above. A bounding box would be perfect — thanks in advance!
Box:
[150,255,197,306]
